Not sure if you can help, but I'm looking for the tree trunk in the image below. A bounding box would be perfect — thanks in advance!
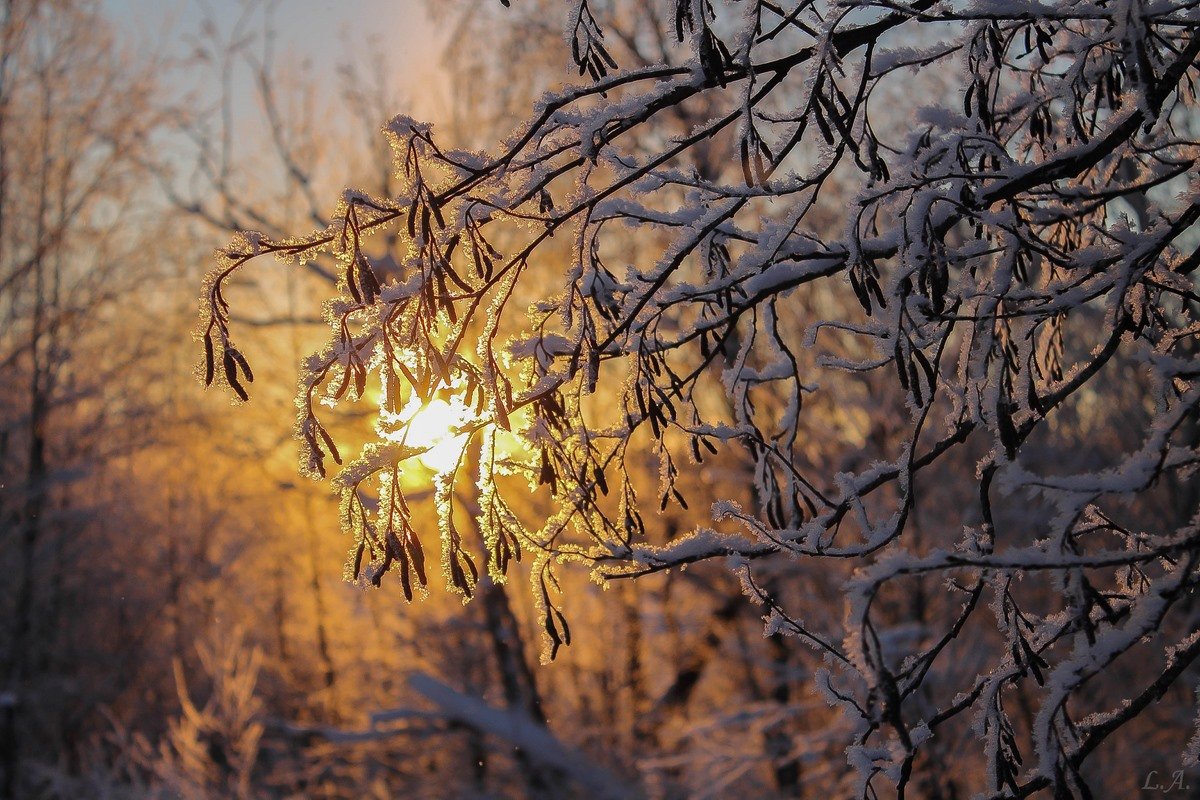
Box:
[460,438,557,797]
[303,491,339,718]
[2,46,52,792]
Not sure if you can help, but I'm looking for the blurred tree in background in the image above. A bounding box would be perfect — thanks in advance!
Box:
[0,0,163,792]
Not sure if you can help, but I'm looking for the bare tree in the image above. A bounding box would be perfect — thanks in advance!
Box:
[0,1,163,794]
[200,1,1200,795]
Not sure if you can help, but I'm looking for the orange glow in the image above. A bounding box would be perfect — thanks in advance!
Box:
[393,395,472,473]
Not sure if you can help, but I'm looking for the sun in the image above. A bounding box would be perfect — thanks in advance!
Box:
[394,395,472,473]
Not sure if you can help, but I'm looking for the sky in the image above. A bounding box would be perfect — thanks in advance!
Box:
[102,0,449,121]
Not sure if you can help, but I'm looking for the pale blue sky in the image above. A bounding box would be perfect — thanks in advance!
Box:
[103,0,448,120]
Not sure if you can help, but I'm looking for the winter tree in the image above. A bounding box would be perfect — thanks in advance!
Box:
[0,0,165,793]
[200,0,1200,795]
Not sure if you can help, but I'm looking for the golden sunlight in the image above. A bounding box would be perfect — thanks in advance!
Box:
[393,395,472,473]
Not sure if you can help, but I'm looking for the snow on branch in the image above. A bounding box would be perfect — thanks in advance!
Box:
[198,0,1200,794]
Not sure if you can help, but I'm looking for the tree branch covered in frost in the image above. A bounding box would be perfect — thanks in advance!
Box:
[262,673,638,798]
[408,673,640,799]
[200,0,1200,794]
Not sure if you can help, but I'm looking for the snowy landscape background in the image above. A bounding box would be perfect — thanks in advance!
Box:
[2,1,1199,797]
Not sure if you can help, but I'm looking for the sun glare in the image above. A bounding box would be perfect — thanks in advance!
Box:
[396,395,472,473]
